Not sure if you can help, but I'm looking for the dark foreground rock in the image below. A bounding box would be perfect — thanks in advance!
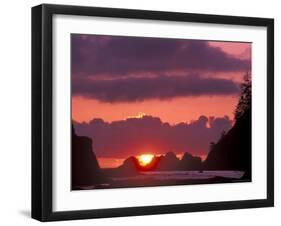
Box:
[204,109,251,179]
[72,126,107,189]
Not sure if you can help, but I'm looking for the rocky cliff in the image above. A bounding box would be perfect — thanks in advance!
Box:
[72,126,107,189]
[204,109,251,179]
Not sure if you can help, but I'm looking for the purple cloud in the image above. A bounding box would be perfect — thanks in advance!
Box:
[72,75,239,102]
[73,115,232,158]
[72,34,251,77]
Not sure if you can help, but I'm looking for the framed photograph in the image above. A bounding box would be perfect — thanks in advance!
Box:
[32,4,274,221]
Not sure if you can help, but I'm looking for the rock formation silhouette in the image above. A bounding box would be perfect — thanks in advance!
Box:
[116,151,203,172]
[204,108,251,179]
[180,152,202,170]
[157,152,180,171]
[72,125,107,189]
[115,156,139,176]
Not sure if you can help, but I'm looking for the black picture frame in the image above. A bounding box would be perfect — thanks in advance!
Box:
[32,3,274,222]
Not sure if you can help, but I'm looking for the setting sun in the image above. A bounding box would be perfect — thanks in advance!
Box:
[138,154,154,166]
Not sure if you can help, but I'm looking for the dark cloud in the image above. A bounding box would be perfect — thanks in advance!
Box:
[73,115,232,158]
[72,75,239,102]
[72,34,251,77]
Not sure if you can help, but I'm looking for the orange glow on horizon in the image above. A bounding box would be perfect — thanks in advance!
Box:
[97,153,208,169]
[97,157,124,169]
[137,154,154,166]
[72,95,238,124]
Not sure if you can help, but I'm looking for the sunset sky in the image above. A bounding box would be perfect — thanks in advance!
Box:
[72,34,251,168]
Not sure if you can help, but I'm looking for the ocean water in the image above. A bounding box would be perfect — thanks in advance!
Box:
[112,170,245,181]
[78,171,246,190]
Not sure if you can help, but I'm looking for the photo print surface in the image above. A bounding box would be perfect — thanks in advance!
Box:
[71,34,252,190]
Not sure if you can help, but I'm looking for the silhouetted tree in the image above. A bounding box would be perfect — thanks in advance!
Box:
[204,73,252,179]
[234,72,251,121]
